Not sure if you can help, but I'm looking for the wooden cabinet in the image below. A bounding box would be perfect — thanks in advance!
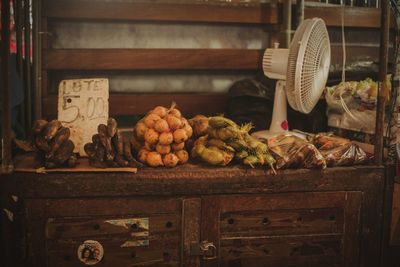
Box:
[1,166,386,267]
[27,198,184,267]
[202,192,361,267]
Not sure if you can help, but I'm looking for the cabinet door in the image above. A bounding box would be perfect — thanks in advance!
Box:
[201,192,361,267]
[26,197,201,267]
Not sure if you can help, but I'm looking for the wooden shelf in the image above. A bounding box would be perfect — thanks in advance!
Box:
[43,0,280,25]
[43,49,263,70]
[42,93,228,118]
[40,0,389,118]
[304,6,389,28]
[43,0,390,28]
[43,46,381,71]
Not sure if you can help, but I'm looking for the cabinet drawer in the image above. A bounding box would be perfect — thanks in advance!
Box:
[41,198,183,267]
[202,192,362,267]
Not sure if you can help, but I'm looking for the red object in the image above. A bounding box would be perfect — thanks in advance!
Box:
[281,120,289,130]
[0,0,17,53]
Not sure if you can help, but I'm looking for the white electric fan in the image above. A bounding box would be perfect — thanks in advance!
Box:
[252,18,331,139]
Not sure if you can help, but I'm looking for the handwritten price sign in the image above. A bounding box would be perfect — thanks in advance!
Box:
[57,78,109,156]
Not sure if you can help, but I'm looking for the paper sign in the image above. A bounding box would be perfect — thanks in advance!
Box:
[58,78,109,156]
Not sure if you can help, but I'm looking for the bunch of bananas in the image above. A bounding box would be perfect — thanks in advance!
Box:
[84,118,142,168]
[23,119,78,168]
[192,116,276,172]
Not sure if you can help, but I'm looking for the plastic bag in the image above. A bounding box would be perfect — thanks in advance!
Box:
[313,133,368,167]
[227,75,327,133]
[325,76,391,134]
[268,134,326,169]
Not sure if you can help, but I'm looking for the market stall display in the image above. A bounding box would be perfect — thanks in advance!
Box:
[13,119,77,168]
[131,104,192,167]
[326,76,392,134]
[84,118,142,168]
[12,113,373,172]
[313,133,369,167]
[267,133,326,169]
[192,116,276,171]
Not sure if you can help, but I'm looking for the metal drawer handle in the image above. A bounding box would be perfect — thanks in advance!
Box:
[200,241,217,260]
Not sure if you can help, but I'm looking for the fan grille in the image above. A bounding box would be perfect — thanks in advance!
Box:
[286,18,331,113]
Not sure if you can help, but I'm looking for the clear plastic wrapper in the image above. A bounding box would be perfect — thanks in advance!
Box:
[267,134,326,169]
[313,133,368,167]
[325,76,391,134]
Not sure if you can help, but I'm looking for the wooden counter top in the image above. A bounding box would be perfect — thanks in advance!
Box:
[1,165,384,198]
[0,165,387,267]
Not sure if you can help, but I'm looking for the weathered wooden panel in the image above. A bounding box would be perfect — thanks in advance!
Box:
[44,198,181,217]
[390,183,400,244]
[42,93,228,118]
[25,200,48,267]
[41,198,183,267]
[202,196,221,267]
[304,6,394,28]
[182,198,201,267]
[46,239,180,267]
[43,0,279,25]
[202,192,361,267]
[13,166,384,198]
[46,215,179,240]
[43,47,381,71]
[42,0,392,29]
[220,208,343,238]
[4,166,384,267]
[220,235,342,267]
[342,192,362,267]
[43,49,263,71]
[218,192,348,212]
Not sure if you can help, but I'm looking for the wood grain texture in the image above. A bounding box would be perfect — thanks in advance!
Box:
[219,235,343,267]
[29,198,183,267]
[47,239,180,267]
[25,200,47,267]
[44,198,181,217]
[46,215,179,240]
[2,166,386,267]
[204,192,361,267]
[390,183,400,244]
[42,93,228,118]
[182,198,201,267]
[304,6,393,28]
[358,170,385,267]
[42,47,381,71]
[343,192,362,267]
[202,196,221,267]
[220,208,343,237]
[217,192,347,213]
[42,0,390,28]
[6,166,384,198]
[42,0,279,24]
[42,49,263,71]
[46,216,181,267]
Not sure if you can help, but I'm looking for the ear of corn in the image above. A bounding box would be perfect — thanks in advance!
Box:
[192,116,276,171]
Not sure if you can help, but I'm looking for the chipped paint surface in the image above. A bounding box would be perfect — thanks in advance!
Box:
[106,217,150,247]
[105,217,149,230]
[121,240,150,248]
[130,231,149,238]
[3,208,14,222]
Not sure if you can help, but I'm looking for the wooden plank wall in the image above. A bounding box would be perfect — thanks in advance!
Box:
[40,0,388,118]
